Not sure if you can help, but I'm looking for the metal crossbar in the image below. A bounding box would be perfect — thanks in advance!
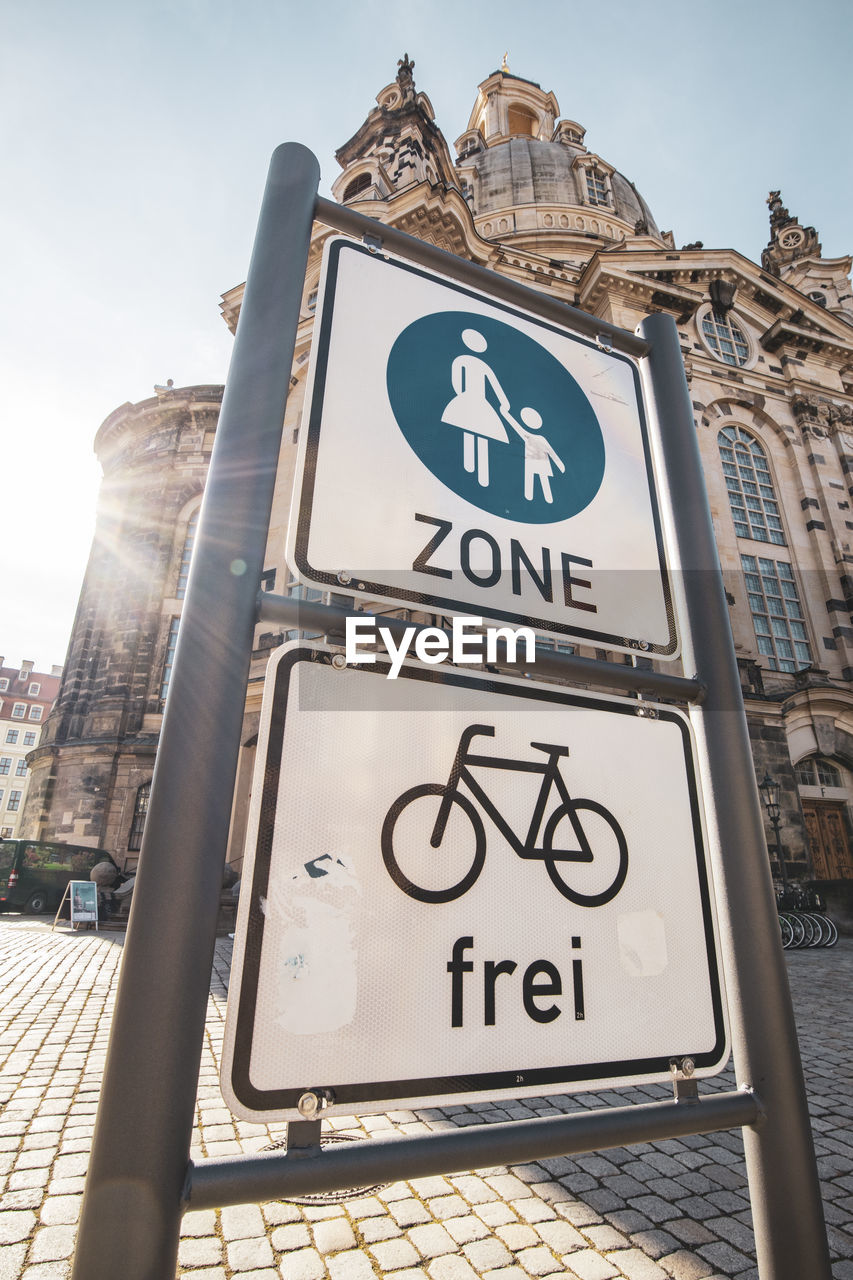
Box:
[313,197,649,360]
[257,591,706,703]
[186,1089,759,1212]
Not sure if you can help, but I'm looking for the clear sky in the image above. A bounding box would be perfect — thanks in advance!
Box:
[2,0,851,672]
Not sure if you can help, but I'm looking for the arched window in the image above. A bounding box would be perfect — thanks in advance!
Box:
[508,104,537,137]
[795,758,842,788]
[718,427,785,545]
[176,508,200,599]
[342,172,372,202]
[128,782,150,851]
[700,308,750,366]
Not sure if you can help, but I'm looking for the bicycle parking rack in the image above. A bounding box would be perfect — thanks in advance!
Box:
[70,144,831,1279]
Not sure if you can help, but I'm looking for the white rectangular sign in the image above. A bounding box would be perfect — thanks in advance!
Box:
[222,643,727,1120]
[286,238,677,658]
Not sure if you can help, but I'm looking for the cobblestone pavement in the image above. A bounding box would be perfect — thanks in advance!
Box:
[0,917,850,1280]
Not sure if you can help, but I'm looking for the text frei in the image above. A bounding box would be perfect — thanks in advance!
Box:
[344,615,536,680]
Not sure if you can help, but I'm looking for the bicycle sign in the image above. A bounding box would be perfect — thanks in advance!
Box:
[382,723,628,907]
[285,237,678,659]
[222,642,728,1121]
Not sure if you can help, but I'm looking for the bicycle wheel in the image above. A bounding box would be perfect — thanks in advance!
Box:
[823,916,838,947]
[798,912,816,946]
[787,913,806,948]
[779,914,794,949]
[804,913,828,947]
[381,783,486,904]
[542,799,628,907]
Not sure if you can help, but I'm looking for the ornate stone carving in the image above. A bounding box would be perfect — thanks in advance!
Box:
[793,393,830,439]
[761,190,821,275]
[767,190,791,233]
[792,393,853,439]
[396,54,416,104]
[709,278,737,321]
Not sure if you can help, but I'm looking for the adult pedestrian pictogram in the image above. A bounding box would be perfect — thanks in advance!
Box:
[381,722,628,907]
[441,327,511,487]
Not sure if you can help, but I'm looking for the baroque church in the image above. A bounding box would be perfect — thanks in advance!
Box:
[22,58,853,919]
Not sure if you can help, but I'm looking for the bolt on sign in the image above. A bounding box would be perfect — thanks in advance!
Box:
[286,238,678,659]
[221,643,728,1121]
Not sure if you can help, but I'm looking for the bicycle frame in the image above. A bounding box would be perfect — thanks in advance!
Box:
[433,723,593,865]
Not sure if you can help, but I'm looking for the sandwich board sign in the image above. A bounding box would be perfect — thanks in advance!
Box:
[221,643,727,1120]
[286,238,678,658]
[52,880,99,931]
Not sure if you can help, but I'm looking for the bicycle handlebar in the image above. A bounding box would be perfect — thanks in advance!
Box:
[456,724,496,756]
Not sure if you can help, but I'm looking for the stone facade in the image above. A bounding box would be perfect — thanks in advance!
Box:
[23,61,853,917]
[22,385,222,867]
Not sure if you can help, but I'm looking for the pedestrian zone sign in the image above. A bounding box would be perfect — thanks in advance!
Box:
[221,642,728,1121]
[286,238,677,658]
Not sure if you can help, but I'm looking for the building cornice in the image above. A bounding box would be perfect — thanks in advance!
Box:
[94,386,223,461]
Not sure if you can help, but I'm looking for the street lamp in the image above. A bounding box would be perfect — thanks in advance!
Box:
[759,772,789,892]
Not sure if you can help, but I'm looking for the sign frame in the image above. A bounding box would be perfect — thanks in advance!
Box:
[71,147,831,1280]
[287,237,678,659]
[223,642,727,1121]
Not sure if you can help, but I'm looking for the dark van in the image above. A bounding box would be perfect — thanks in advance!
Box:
[0,840,117,915]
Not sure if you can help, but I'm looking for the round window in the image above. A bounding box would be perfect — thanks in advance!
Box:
[698,306,752,368]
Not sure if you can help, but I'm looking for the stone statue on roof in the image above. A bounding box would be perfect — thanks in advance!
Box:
[397,53,416,104]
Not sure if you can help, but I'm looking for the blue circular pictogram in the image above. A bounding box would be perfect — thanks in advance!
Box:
[386,311,605,524]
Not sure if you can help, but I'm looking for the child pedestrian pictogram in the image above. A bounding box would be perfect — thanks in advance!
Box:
[508,407,566,504]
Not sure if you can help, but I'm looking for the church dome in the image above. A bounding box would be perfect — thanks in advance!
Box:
[470,136,659,235]
[455,69,662,250]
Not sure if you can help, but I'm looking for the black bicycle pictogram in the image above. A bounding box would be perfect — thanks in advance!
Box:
[381,723,628,907]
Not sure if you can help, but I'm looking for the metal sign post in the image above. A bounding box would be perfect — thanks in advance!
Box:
[70,144,830,1280]
[637,313,830,1276]
[70,143,321,1280]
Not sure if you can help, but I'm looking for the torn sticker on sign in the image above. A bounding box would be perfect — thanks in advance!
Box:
[259,852,361,1035]
[617,910,668,978]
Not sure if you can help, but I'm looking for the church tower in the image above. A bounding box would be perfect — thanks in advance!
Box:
[762,190,853,324]
[23,385,222,865]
